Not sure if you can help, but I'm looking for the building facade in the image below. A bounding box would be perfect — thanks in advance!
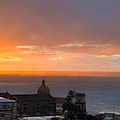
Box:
[0,79,87,118]
[67,90,87,119]
[0,97,17,119]
[14,79,56,116]
[56,97,66,115]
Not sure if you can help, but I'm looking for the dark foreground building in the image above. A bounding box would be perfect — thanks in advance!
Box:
[14,94,56,116]
[14,79,56,116]
[0,79,87,118]
[66,90,87,119]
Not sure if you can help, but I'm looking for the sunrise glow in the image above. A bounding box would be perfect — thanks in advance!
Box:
[0,0,120,73]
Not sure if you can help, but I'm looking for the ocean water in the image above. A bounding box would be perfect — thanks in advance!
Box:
[0,75,120,115]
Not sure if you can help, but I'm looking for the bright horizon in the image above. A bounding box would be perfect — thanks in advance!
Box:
[0,1,120,72]
[0,71,120,77]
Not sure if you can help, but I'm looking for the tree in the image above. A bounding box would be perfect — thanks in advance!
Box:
[62,102,77,119]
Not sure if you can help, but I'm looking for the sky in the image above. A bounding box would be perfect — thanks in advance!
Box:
[0,0,120,72]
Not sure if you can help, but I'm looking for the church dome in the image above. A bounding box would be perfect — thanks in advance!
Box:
[37,79,50,94]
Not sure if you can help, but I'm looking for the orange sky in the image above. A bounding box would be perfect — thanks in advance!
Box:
[0,1,120,72]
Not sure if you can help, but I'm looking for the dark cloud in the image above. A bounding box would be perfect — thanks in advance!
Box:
[0,0,120,47]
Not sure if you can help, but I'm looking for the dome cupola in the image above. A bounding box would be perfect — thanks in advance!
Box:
[37,78,50,94]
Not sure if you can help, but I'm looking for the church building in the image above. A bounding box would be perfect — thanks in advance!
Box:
[14,79,56,116]
[0,79,87,118]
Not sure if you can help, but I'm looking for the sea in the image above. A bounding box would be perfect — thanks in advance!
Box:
[0,75,120,115]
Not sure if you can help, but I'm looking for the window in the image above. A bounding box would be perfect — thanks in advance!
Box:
[36,106,39,110]
[78,105,80,110]
[24,106,26,110]
[1,114,5,117]
[2,105,8,109]
[49,105,53,110]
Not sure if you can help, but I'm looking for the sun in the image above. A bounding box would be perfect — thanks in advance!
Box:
[51,56,63,61]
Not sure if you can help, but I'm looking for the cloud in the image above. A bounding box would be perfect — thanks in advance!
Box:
[53,43,120,55]
[0,0,120,71]
[0,55,21,62]
[58,42,83,47]
[16,45,37,49]
[14,43,120,56]
[0,0,120,47]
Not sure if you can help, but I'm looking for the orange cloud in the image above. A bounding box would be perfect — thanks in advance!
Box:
[0,56,21,61]
[0,1,120,71]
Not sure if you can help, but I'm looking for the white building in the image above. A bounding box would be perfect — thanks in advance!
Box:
[103,113,120,120]
[0,97,17,118]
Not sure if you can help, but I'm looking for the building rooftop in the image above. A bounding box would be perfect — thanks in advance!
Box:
[56,97,66,103]
[14,94,56,102]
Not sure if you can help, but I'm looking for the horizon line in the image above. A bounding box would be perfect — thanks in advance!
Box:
[0,71,120,77]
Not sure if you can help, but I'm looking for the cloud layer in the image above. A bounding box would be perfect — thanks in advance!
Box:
[0,0,120,71]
